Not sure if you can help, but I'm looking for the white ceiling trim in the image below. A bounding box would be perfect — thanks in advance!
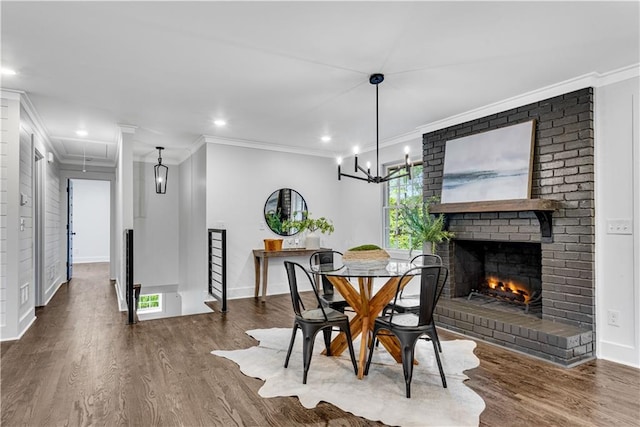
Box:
[50,135,118,146]
[12,90,63,162]
[0,89,21,101]
[190,63,639,162]
[201,134,337,158]
[416,64,640,137]
[118,124,138,135]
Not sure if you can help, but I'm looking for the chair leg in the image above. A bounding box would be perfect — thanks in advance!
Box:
[342,321,358,375]
[364,326,379,376]
[322,327,332,356]
[302,331,316,384]
[284,324,298,368]
[401,340,417,398]
[432,336,447,388]
[432,323,442,353]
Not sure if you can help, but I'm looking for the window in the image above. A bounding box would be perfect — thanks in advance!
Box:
[138,293,162,313]
[383,162,423,250]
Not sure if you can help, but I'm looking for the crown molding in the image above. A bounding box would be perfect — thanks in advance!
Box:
[118,124,138,134]
[416,64,640,135]
[595,63,639,87]
[345,64,639,158]
[9,90,63,162]
[199,134,337,158]
[0,88,22,100]
[50,135,118,146]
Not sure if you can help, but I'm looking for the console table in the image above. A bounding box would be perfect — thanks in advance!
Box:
[253,248,329,302]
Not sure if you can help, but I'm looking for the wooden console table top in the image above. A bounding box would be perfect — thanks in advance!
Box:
[253,247,330,301]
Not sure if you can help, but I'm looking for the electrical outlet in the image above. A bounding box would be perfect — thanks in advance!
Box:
[607,309,620,327]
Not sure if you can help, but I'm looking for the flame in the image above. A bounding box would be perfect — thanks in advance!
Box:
[486,275,530,302]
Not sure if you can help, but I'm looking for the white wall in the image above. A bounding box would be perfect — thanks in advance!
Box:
[338,138,424,253]
[114,128,135,309]
[1,92,21,339]
[18,125,35,332]
[205,143,344,299]
[1,91,63,340]
[71,179,110,264]
[21,103,64,307]
[43,147,62,304]
[133,161,179,286]
[178,145,211,314]
[595,75,640,368]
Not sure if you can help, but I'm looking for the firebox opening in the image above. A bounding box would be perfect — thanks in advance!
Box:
[450,240,542,316]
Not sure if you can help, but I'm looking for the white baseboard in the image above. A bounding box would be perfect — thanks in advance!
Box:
[44,275,64,305]
[598,340,640,368]
[73,256,110,264]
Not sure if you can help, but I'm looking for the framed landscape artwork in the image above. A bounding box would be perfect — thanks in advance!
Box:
[441,120,536,203]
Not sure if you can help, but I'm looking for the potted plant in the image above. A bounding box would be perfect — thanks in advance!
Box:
[401,196,454,255]
[282,212,335,249]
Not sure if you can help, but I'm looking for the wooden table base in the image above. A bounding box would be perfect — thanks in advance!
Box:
[323,275,412,379]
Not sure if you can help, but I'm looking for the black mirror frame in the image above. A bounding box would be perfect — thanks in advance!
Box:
[263,188,308,236]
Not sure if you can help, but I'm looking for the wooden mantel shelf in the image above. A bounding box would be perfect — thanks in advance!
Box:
[430,199,562,242]
[430,198,561,214]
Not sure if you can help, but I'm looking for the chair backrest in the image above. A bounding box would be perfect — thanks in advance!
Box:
[309,250,343,295]
[390,265,448,327]
[400,254,442,296]
[284,261,327,319]
[410,253,443,266]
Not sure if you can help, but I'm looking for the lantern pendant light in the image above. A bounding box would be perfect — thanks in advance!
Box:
[154,146,168,194]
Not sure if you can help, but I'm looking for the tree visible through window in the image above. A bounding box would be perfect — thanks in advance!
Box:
[384,162,423,250]
[138,294,162,312]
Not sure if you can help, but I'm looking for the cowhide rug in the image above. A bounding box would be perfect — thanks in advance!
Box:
[212,328,485,426]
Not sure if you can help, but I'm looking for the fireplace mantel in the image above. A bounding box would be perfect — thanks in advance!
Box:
[430,198,562,242]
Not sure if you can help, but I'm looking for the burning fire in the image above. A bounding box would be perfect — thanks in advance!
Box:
[485,275,530,303]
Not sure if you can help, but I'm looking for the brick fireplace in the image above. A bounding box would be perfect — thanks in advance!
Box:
[423,88,595,366]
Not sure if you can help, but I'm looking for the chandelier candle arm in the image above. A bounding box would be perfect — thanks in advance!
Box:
[337,73,412,184]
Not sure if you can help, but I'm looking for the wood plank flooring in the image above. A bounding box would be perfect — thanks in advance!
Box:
[1,263,639,426]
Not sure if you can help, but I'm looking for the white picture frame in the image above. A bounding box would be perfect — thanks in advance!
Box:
[441,120,536,203]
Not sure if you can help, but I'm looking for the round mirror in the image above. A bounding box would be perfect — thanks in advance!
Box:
[264,188,308,236]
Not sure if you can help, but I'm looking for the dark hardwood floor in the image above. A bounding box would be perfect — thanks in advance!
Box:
[1,263,639,426]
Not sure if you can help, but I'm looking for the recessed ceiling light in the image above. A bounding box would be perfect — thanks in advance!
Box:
[321,135,332,143]
[76,130,88,137]
[1,68,17,76]
[214,119,226,127]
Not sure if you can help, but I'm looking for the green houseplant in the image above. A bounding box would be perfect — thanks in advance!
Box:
[282,212,334,249]
[265,209,284,235]
[401,196,454,254]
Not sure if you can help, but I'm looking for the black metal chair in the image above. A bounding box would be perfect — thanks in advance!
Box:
[381,253,445,352]
[365,264,449,398]
[283,261,358,384]
[309,250,350,313]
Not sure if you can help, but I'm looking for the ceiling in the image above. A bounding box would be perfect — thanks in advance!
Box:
[1,1,638,168]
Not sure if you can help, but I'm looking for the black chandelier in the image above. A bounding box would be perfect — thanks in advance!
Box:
[154,146,168,194]
[337,73,411,184]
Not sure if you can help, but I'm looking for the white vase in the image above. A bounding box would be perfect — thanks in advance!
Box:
[305,232,320,250]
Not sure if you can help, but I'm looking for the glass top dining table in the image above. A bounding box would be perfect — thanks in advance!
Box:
[311,258,419,278]
[309,258,419,379]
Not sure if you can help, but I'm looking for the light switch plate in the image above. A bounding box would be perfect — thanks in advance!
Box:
[606,219,632,235]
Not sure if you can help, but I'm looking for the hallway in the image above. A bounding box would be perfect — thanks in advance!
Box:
[0,263,363,426]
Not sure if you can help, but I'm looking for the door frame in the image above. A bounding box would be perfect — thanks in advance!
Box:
[66,178,74,281]
[34,148,44,306]
[60,174,115,282]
